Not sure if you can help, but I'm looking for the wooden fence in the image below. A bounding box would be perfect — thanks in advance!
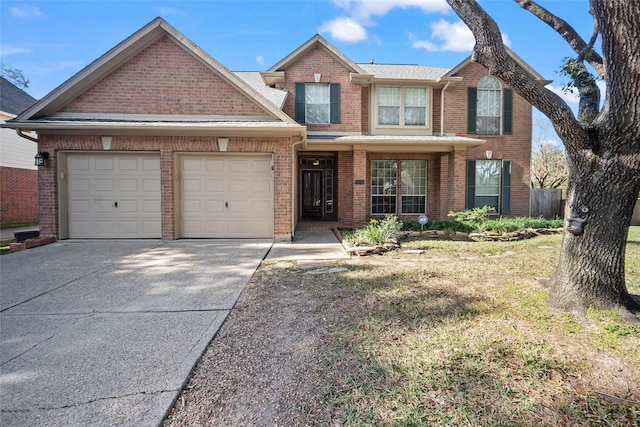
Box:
[530,188,562,218]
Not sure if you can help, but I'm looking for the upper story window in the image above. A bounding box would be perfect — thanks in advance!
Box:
[295,82,340,124]
[467,76,513,135]
[377,86,427,126]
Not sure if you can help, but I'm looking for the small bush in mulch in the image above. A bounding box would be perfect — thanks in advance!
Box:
[343,212,564,255]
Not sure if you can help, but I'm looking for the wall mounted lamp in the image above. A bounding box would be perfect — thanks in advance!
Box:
[34,151,49,167]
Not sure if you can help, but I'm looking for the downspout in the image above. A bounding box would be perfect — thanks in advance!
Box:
[17,129,39,142]
[440,80,451,137]
[290,135,306,240]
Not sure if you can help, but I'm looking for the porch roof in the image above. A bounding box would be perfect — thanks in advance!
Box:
[304,133,485,153]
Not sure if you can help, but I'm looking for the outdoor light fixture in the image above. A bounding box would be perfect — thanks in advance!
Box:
[312,158,320,166]
[34,151,49,167]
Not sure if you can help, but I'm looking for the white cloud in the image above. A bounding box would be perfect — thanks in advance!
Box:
[0,44,30,56]
[323,0,450,42]
[547,84,579,105]
[319,17,368,42]
[546,80,607,107]
[410,19,511,52]
[158,7,186,17]
[11,4,44,18]
[333,0,450,24]
[256,55,265,65]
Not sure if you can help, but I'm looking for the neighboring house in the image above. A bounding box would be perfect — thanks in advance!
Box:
[3,18,547,241]
[0,77,38,226]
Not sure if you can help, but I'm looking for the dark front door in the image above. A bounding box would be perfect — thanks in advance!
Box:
[302,170,323,218]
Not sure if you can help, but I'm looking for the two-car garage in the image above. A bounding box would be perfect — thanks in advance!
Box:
[63,152,274,239]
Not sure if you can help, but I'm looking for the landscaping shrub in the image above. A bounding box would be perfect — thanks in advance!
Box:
[348,215,403,246]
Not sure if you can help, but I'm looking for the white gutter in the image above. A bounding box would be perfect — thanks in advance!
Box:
[440,80,451,137]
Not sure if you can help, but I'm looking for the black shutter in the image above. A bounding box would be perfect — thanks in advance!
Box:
[466,160,476,209]
[467,87,477,134]
[330,83,341,123]
[501,160,512,214]
[295,82,305,123]
[503,88,513,135]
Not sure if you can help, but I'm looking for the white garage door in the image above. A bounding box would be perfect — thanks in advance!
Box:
[180,154,274,238]
[67,153,161,238]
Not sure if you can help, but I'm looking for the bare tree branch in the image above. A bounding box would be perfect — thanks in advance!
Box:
[446,0,590,152]
[515,0,605,77]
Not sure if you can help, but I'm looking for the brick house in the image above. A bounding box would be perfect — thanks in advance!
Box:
[3,18,546,241]
[1,77,38,226]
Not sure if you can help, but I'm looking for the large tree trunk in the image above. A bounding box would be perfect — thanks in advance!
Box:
[445,0,640,323]
[549,141,640,319]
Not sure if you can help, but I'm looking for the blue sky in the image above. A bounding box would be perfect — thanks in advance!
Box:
[1,0,597,143]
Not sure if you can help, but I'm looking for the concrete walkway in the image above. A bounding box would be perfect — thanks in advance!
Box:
[265,228,349,261]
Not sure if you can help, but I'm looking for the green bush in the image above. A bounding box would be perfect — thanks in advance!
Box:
[349,215,403,246]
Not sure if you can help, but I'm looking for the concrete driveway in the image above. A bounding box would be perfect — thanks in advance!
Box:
[0,239,271,427]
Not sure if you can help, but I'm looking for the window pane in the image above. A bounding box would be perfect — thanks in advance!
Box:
[401,160,426,214]
[378,87,400,125]
[475,160,501,211]
[477,76,501,135]
[379,106,400,125]
[305,83,329,124]
[371,160,397,214]
[405,106,426,126]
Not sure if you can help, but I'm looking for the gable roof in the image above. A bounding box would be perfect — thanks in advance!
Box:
[358,64,451,81]
[12,17,299,127]
[1,77,37,116]
[234,72,288,109]
[268,34,369,75]
[445,47,551,84]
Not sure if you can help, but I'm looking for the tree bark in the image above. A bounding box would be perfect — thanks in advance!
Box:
[446,0,640,321]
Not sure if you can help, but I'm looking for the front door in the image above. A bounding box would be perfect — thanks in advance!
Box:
[302,170,323,218]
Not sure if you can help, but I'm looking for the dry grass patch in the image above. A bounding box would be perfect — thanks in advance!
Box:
[315,231,640,426]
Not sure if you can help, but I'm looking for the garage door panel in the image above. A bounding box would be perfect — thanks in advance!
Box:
[95,158,114,170]
[180,154,273,238]
[143,179,160,192]
[252,180,271,193]
[229,180,248,192]
[69,178,91,192]
[206,179,224,192]
[205,159,224,171]
[183,200,201,213]
[95,179,114,192]
[205,200,224,213]
[143,200,161,213]
[94,200,114,213]
[67,153,161,239]
[118,179,138,191]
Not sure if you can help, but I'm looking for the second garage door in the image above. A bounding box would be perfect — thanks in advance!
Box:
[180,154,274,238]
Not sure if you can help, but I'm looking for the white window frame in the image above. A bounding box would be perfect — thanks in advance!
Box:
[371,160,427,215]
[305,83,330,124]
[474,159,501,212]
[400,160,427,214]
[476,76,502,135]
[373,85,431,135]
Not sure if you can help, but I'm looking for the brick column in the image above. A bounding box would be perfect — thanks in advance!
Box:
[450,148,468,213]
[160,150,175,240]
[352,149,368,226]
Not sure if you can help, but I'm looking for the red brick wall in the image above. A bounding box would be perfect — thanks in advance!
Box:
[445,62,532,216]
[63,36,268,117]
[0,166,38,225]
[276,45,363,133]
[36,134,293,240]
[337,151,353,225]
